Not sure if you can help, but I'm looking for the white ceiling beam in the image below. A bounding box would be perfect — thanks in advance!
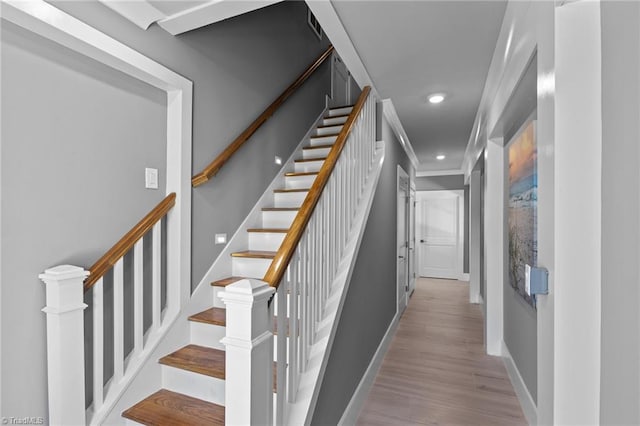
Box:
[158,0,284,35]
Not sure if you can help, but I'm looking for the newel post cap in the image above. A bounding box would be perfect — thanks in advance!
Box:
[39,265,89,282]
[219,279,275,305]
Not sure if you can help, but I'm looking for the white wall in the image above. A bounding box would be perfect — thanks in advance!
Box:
[554,2,602,423]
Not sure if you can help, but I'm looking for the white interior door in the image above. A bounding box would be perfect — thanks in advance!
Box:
[418,190,464,279]
[397,166,409,314]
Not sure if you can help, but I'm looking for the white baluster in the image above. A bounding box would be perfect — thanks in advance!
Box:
[133,240,144,356]
[275,281,287,424]
[39,265,89,426]
[113,258,124,382]
[152,222,162,330]
[288,253,299,402]
[93,277,104,412]
[220,279,275,426]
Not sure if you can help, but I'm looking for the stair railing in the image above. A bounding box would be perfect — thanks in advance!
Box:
[192,45,335,187]
[220,87,376,425]
[40,193,179,425]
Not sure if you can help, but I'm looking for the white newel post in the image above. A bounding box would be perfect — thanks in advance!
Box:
[39,265,89,426]
[220,279,276,426]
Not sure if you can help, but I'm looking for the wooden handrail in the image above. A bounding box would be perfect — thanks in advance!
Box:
[263,86,372,287]
[84,193,176,291]
[192,45,335,187]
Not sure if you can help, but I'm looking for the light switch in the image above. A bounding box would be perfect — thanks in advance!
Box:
[215,233,227,245]
[275,156,283,166]
[145,168,158,189]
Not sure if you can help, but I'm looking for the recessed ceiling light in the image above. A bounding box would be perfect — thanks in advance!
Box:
[436,154,446,160]
[428,94,445,104]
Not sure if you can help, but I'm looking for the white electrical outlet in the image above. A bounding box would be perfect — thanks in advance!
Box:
[145,168,158,189]
[215,234,227,245]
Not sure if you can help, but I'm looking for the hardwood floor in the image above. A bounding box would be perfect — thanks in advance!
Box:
[356,278,527,426]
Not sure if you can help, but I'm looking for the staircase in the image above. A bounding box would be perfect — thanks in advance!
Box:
[121,106,354,425]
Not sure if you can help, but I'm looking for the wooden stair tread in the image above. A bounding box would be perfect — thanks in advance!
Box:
[231,250,276,259]
[323,113,350,119]
[262,207,299,211]
[303,144,334,150]
[295,157,327,163]
[211,276,244,287]
[310,134,339,139]
[284,171,318,177]
[188,308,225,326]
[247,228,289,233]
[159,345,225,379]
[122,389,224,426]
[329,104,355,110]
[273,188,310,193]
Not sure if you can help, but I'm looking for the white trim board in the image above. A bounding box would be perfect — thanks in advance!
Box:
[502,341,537,425]
[382,99,419,169]
[416,169,463,178]
[338,312,400,426]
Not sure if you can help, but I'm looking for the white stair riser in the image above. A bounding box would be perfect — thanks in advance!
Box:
[232,257,271,278]
[285,174,317,189]
[190,322,225,350]
[310,135,337,146]
[125,419,143,425]
[249,232,286,252]
[262,210,297,228]
[274,191,308,208]
[328,106,353,116]
[294,160,325,173]
[316,125,343,136]
[322,116,348,126]
[303,147,331,159]
[162,365,225,406]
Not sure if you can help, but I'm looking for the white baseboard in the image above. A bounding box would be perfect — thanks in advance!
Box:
[501,341,537,425]
[460,273,470,281]
[338,312,400,426]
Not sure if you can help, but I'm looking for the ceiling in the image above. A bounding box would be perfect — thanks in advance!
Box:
[331,1,507,172]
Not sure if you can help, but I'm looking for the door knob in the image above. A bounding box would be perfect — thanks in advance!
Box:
[398,255,404,259]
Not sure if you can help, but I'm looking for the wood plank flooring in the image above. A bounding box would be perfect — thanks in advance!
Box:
[356,278,527,426]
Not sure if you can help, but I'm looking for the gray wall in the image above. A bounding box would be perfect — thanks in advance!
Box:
[1,1,331,420]
[1,21,167,419]
[600,2,640,423]
[311,103,413,426]
[500,55,538,402]
[51,0,332,292]
[415,175,470,273]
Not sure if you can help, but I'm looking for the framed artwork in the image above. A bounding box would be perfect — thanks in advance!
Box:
[507,119,537,308]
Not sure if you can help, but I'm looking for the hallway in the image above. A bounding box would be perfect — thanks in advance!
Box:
[356,278,526,425]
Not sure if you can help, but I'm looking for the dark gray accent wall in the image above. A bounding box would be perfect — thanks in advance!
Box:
[1,1,331,420]
[51,1,331,292]
[415,175,470,273]
[500,55,538,402]
[600,2,640,423]
[311,104,412,426]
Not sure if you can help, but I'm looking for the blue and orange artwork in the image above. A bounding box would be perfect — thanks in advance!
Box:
[508,120,537,308]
